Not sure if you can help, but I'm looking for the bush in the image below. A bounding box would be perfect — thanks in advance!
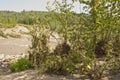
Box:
[44,54,76,75]
[10,58,32,72]
[28,24,50,72]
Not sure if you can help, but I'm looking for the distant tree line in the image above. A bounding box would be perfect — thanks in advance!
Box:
[0,10,52,27]
[0,10,87,31]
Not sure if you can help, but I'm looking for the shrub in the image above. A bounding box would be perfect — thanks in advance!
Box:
[10,58,32,72]
[28,24,50,70]
[44,54,76,75]
[106,55,120,74]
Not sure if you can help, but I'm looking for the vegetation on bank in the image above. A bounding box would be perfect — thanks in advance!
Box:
[5,0,120,79]
[10,58,32,72]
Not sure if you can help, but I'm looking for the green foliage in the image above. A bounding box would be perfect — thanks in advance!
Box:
[44,0,120,78]
[47,0,75,43]
[45,54,76,75]
[26,0,120,78]
[0,11,55,27]
[5,0,120,79]
[28,23,50,72]
[106,55,120,74]
[10,58,32,72]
